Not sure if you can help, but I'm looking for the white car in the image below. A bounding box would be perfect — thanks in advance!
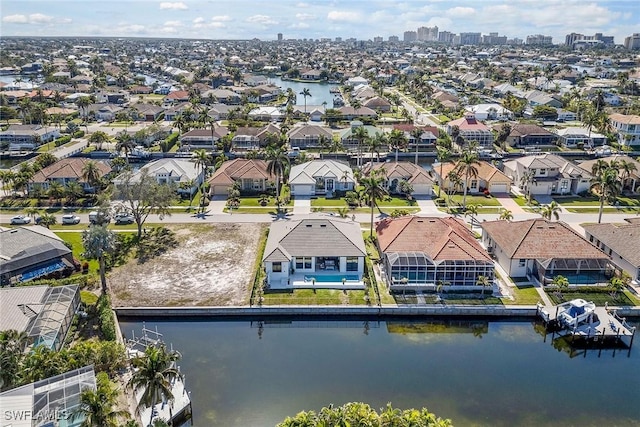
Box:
[114,212,135,225]
[61,214,81,225]
[10,215,31,225]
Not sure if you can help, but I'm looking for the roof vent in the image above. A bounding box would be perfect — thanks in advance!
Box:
[306,224,312,227]
[417,220,424,223]
[320,224,327,228]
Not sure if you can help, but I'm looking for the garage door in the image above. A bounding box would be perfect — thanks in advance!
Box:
[490,183,508,193]
[291,184,314,196]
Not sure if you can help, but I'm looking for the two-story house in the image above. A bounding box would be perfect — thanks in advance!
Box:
[28,158,111,193]
[503,154,592,196]
[446,114,494,148]
[289,160,355,197]
[609,113,640,149]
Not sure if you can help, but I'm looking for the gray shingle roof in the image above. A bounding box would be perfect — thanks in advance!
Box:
[0,227,71,275]
[263,219,366,262]
[583,220,640,267]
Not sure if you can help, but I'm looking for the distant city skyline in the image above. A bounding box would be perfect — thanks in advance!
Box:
[1,0,637,45]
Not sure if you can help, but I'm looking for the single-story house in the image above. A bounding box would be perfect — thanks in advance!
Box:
[130,103,164,121]
[289,160,355,196]
[376,216,495,291]
[576,155,640,192]
[179,126,228,151]
[465,103,513,121]
[0,226,76,286]
[90,103,124,121]
[433,160,512,194]
[287,124,333,149]
[555,127,607,148]
[262,218,366,289]
[503,154,592,196]
[114,158,203,194]
[207,159,273,196]
[337,106,378,120]
[363,96,392,112]
[481,219,613,284]
[248,106,284,122]
[0,125,60,151]
[362,161,434,196]
[28,158,111,193]
[583,218,640,283]
[503,123,557,148]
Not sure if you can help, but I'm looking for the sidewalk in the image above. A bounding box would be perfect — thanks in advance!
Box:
[494,194,527,215]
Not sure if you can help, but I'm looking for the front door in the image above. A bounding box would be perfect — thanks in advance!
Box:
[326,179,334,191]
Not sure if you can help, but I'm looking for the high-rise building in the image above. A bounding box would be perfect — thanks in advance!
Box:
[403,31,417,42]
[625,33,640,50]
[565,33,584,46]
[566,32,614,48]
[373,36,383,43]
[388,35,399,43]
[507,38,523,45]
[277,33,283,42]
[335,37,342,42]
[438,31,455,44]
[458,32,481,45]
[482,32,507,45]
[416,26,439,42]
[526,34,553,45]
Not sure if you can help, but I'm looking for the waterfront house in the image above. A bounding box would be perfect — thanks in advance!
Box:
[262,218,366,289]
[0,227,76,287]
[179,126,228,151]
[28,158,111,193]
[583,218,640,283]
[503,154,591,196]
[362,161,434,196]
[394,124,439,152]
[609,113,640,149]
[433,160,512,194]
[503,123,557,148]
[287,124,333,149]
[465,103,513,121]
[376,216,494,291]
[555,127,607,148]
[576,155,639,193]
[0,125,60,151]
[339,121,385,152]
[446,114,494,148]
[207,159,273,196]
[481,219,612,285]
[289,160,355,196]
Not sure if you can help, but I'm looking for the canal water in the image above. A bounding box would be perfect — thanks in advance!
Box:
[267,76,339,107]
[119,319,640,427]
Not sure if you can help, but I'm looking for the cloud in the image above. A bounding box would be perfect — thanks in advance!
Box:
[289,22,310,29]
[327,10,360,22]
[246,15,278,25]
[159,2,188,10]
[193,17,205,24]
[211,15,231,22]
[164,20,182,27]
[445,7,476,17]
[295,13,315,21]
[2,13,70,25]
[296,2,310,7]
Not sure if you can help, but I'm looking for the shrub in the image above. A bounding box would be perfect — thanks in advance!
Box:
[72,130,85,138]
[97,294,116,341]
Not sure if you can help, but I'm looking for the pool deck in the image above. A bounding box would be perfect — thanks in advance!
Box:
[270,273,365,290]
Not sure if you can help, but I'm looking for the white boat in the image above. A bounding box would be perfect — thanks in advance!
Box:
[557,298,596,328]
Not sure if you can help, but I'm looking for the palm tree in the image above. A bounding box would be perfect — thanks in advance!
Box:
[590,167,622,223]
[540,201,561,221]
[65,181,85,206]
[192,149,210,184]
[266,147,290,208]
[0,329,29,391]
[73,372,129,427]
[476,275,491,298]
[367,133,386,163]
[435,146,451,198]
[351,126,369,168]
[446,170,462,206]
[82,225,116,294]
[519,170,535,204]
[299,88,311,114]
[410,128,423,164]
[464,203,481,226]
[115,132,136,163]
[82,160,102,192]
[128,343,183,427]
[388,129,408,163]
[618,159,638,190]
[39,212,57,228]
[455,148,480,209]
[88,131,110,151]
[76,96,91,119]
[499,209,514,221]
[47,181,65,206]
[360,169,388,237]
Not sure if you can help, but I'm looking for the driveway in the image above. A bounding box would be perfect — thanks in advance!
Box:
[293,196,311,214]
[494,193,527,215]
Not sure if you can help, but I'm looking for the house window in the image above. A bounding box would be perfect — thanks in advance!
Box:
[560,180,568,190]
[519,259,526,267]
[346,257,358,271]
[296,257,312,269]
[272,262,282,272]
[470,180,477,190]
[539,169,547,176]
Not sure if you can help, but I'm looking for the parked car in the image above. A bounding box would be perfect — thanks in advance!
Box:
[10,215,31,225]
[89,211,111,224]
[114,212,135,225]
[61,214,81,225]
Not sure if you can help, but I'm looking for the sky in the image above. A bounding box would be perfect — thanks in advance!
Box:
[1,0,638,44]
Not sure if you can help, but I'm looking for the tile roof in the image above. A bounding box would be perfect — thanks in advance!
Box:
[263,219,366,262]
[289,160,354,185]
[362,161,434,185]
[31,158,111,183]
[376,216,491,262]
[208,159,271,185]
[609,113,640,125]
[509,124,555,137]
[434,161,511,183]
[583,220,640,266]
[447,115,490,131]
[481,219,608,260]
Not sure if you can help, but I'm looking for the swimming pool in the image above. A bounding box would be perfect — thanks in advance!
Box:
[304,274,360,283]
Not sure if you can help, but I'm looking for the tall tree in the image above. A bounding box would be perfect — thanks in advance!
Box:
[113,170,175,238]
[128,344,183,427]
[88,131,111,151]
[82,224,116,294]
[352,125,369,168]
[360,169,388,237]
[0,330,29,391]
[115,132,136,163]
[73,372,129,427]
[590,166,622,224]
[266,147,290,208]
[299,88,311,114]
[388,129,408,163]
[82,160,103,191]
[540,201,561,221]
[435,146,451,198]
[454,148,480,209]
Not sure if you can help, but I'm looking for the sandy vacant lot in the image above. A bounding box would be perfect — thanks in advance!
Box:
[109,223,266,307]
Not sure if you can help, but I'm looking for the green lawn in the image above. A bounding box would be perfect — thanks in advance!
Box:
[444,194,502,207]
[310,197,348,207]
[547,290,638,306]
[261,289,371,305]
[511,194,540,207]
[54,231,99,272]
[508,284,542,305]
